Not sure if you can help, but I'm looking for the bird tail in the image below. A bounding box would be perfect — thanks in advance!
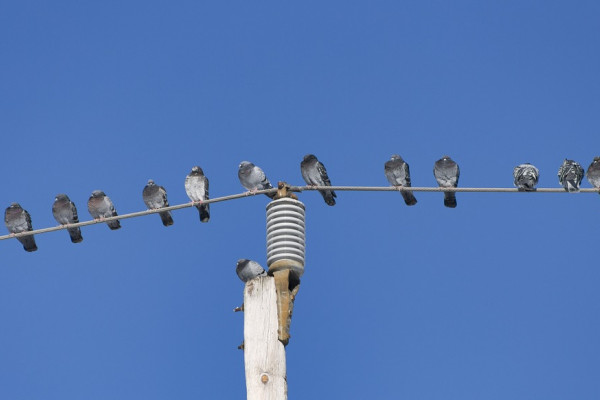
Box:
[108,220,121,230]
[159,211,174,227]
[263,182,276,199]
[197,204,210,223]
[19,236,38,252]
[443,192,457,208]
[401,191,417,206]
[68,227,83,243]
[320,190,337,206]
[565,180,580,192]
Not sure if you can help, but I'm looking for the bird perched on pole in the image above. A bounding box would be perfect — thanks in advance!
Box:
[513,163,539,191]
[238,161,275,198]
[236,259,267,282]
[557,159,584,192]
[5,203,37,252]
[300,154,337,206]
[143,180,174,226]
[586,157,600,193]
[87,190,121,230]
[434,155,460,208]
[185,166,210,222]
[384,154,417,206]
[52,194,83,243]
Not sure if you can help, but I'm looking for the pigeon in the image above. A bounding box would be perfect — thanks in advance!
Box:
[5,203,37,252]
[586,157,600,193]
[433,156,460,208]
[87,190,121,230]
[384,154,417,206]
[184,166,210,222]
[52,194,83,243]
[236,259,267,282]
[513,163,540,191]
[143,180,174,226]
[238,161,275,199]
[300,154,337,206]
[557,159,584,192]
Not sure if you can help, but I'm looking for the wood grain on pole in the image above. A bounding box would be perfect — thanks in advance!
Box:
[244,276,287,400]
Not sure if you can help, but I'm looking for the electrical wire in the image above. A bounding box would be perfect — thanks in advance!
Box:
[0,185,598,241]
[293,186,600,193]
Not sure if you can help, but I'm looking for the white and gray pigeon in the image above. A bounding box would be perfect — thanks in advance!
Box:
[238,161,275,199]
[184,166,210,222]
[236,259,267,282]
[52,194,83,243]
[143,180,174,226]
[87,190,121,230]
[434,156,460,208]
[384,154,417,206]
[586,157,600,193]
[5,203,37,252]
[300,154,337,206]
[557,159,584,192]
[513,163,540,191]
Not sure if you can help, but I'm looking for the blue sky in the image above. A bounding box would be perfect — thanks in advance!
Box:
[1,1,599,398]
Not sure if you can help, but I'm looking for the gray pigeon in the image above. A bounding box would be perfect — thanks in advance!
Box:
[52,194,83,243]
[586,157,600,193]
[384,154,417,206]
[557,159,584,192]
[238,161,275,199]
[184,166,210,222]
[236,259,267,282]
[143,180,173,226]
[5,203,37,252]
[300,154,337,206]
[513,163,540,191]
[87,190,121,230]
[434,156,460,208]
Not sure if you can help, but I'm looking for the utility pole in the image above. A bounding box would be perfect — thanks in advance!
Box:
[243,276,287,399]
[242,186,305,400]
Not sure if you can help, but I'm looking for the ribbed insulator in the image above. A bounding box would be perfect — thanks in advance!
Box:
[266,198,305,278]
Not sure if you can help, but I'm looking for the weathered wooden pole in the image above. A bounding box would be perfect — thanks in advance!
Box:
[243,276,288,399]
[242,184,305,400]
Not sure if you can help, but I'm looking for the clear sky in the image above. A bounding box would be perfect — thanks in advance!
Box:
[1,1,599,399]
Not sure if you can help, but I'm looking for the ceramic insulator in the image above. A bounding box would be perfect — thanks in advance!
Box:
[266,198,305,277]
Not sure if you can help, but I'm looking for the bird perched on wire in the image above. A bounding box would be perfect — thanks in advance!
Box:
[300,154,336,206]
[184,166,210,222]
[557,159,584,192]
[143,180,174,226]
[5,203,37,252]
[236,259,267,282]
[513,163,539,191]
[238,161,275,198]
[434,156,460,208]
[384,154,417,206]
[87,190,121,230]
[52,194,83,243]
[586,157,600,193]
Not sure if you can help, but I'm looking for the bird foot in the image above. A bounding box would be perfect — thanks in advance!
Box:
[237,341,245,350]
[233,304,244,312]
[9,233,16,238]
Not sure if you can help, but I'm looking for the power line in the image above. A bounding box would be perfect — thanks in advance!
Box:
[293,186,600,193]
[1,185,598,241]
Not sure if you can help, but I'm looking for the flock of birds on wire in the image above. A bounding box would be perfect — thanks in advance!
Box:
[3,155,600,255]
